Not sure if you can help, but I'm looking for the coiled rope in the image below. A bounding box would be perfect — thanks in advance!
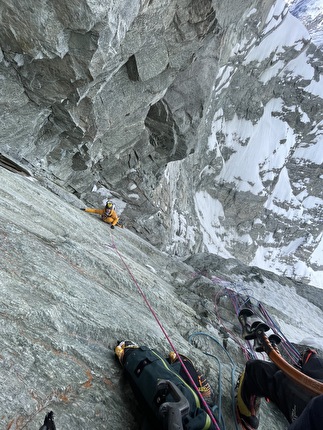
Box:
[188,332,241,430]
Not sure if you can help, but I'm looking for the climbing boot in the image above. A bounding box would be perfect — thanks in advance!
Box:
[197,374,214,404]
[115,340,139,364]
[236,371,260,429]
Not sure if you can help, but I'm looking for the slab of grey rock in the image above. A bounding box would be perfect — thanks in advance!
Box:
[2,167,319,429]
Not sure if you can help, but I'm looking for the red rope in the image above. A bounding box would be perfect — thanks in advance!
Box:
[109,237,220,429]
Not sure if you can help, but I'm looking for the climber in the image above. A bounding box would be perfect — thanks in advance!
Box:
[236,347,323,430]
[82,201,119,228]
[114,340,216,430]
[288,393,323,430]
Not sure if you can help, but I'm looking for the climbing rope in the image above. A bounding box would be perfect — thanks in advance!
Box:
[258,303,300,364]
[188,332,241,430]
[214,288,259,361]
[221,286,301,365]
[108,233,221,430]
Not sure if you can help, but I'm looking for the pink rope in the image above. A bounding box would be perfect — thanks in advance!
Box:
[110,238,220,430]
[214,289,251,361]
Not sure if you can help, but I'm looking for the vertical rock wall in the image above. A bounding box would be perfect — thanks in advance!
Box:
[0,0,322,285]
[0,0,218,192]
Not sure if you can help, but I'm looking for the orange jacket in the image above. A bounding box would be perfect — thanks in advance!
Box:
[84,207,119,226]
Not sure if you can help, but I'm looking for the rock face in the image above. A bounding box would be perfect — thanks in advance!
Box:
[0,0,322,286]
[1,167,323,430]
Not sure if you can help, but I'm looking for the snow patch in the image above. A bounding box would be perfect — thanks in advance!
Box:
[244,12,310,64]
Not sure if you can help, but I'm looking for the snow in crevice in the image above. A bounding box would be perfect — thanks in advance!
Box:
[198,1,323,290]
[213,99,298,195]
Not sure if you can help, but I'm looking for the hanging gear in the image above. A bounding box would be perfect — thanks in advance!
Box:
[116,345,217,429]
[238,308,323,395]
[234,304,323,429]
[168,351,213,403]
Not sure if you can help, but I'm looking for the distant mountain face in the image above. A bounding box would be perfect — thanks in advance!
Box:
[286,0,323,46]
[151,1,323,288]
[0,0,322,288]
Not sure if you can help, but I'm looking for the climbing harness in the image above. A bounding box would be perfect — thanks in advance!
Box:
[109,238,314,428]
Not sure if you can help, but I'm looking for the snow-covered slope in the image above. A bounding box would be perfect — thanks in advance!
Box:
[286,0,323,47]
[158,0,323,288]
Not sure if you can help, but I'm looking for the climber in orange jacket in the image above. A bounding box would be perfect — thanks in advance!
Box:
[82,201,119,229]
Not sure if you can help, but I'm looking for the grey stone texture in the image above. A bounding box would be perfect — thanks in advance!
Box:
[2,166,323,429]
[0,0,322,285]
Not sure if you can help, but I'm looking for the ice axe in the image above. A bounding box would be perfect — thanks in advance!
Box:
[248,322,323,395]
[253,329,281,352]
[39,411,56,430]
[238,306,323,394]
